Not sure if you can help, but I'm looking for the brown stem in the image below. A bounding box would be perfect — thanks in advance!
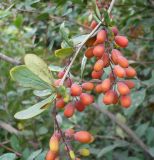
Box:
[0,143,22,157]
[52,104,72,160]
[0,53,21,65]
[93,103,152,158]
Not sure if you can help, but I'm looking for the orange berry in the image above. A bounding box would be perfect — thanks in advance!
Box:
[64,103,75,118]
[56,98,65,109]
[71,84,82,96]
[85,47,94,59]
[111,26,118,36]
[103,90,115,105]
[117,82,130,95]
[125,66,137,78]
[91,70,103,79]
[114,65,126,78]
[94,59,104,71]
[111,49,122,65]
[94,30,106,44]
[58,71,65,78]
[80,93,94,106]
[75,101,85,112]
[124,80,135,89]
[120,95,131,108]
[93,45,105,58]
[117,55,129,68]
[90,20,97,29]
[115,35,128,48]
[46,150,57,160]
[82,82,94,91]
[95,84,103,93]
[49,136,59,153]
[101,78,111,93]
[74,131,93,143]
[101,53,110,67]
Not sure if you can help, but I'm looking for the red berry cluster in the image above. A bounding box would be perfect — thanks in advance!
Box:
[84,21,137,108]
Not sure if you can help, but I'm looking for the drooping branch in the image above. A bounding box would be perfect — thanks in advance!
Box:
[59,0,116,85]
[93,103,152,158]
[0,53,21,65]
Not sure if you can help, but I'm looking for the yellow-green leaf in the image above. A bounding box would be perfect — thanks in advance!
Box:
[55,48,73,58]
[24,54,53,84]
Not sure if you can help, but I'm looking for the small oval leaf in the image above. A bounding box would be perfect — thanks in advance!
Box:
[55,48,73,58]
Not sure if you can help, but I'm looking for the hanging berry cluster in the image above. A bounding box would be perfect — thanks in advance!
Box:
[46,23,137,159]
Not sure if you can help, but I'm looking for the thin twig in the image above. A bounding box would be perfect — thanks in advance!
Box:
[93,103,152,158]
[52,105,72,160]
[0,53,21,65]
[60,0,116,85]
[0,143,22,157]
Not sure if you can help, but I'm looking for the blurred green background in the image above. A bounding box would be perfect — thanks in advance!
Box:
[0,0,154,159]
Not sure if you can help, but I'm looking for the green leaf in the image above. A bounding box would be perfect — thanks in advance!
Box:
[27,149,42,160]
[81,55,87,78]
[149,147,154,157]
[135,122,149,138]
[60,22,73,47]
[10,65,51,90]
[24,54,53,84]
[48,65,63,72]
[97,142,128,158]
[0,153,16,160]
[55,48,73,58]
[71,34,89,46]
[92,0,101,20]
[14,94,56,120]
[33,89,52,97]
[103,9,112,26]
[14,14,23,28]
[10,135,20,151]
[123,89,146,117]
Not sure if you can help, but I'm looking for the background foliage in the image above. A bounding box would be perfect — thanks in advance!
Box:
[0,0,154,159]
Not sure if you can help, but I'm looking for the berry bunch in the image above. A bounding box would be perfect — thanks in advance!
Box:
[46,129,93,160]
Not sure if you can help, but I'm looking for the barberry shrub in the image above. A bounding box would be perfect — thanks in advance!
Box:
[9,1,138,159]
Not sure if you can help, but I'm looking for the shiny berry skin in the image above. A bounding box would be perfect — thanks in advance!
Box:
[58,71,65,78]
[64,103,75,118]
[94,59,104,71]
[85,47,94,59]
[95,30,106,44]
[82,82,94,91]
[125,66,137,78]
[115,35,128,48]
[56,98,65,109]
[120,95,132,108]
[124,80,135,89]
[95,84,103,93]
[103,90,115,105]
[74,131,93,143]
[117,82,130,95]
[93,45,105,58]
[101,78,111,93]
[46,150,57,160]
[71,84,82,96]
[91,70,103,79]
[80,93,94,106]
[117,55,129,68]
[111,49,122,65]
[75,101,85,112]
[114,65,126,78]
